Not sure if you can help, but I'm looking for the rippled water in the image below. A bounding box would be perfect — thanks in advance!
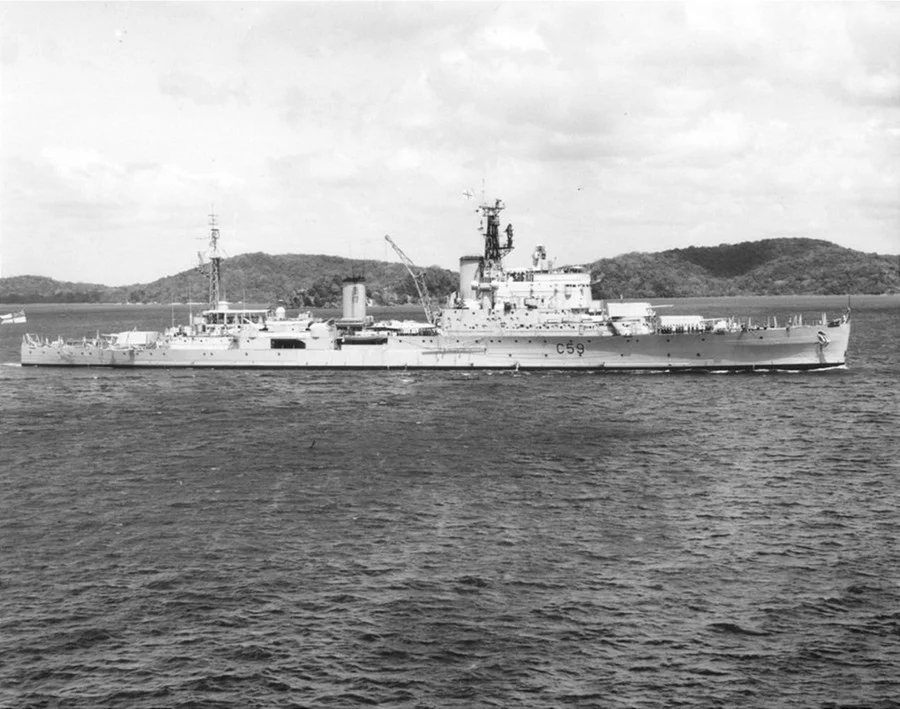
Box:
[1,296,899,708]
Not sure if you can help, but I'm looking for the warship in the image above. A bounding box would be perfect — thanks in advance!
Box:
[21,200,851,370]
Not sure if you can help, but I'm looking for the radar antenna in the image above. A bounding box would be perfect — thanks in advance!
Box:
[384,234,435,324]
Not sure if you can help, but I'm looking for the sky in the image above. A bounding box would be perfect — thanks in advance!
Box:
[1,1,898,286]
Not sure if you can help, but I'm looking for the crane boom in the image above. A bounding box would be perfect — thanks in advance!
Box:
[384,234,435,324]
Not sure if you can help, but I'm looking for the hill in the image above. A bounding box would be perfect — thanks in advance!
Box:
[0,253,459,307]
[588,238,899,298]
[0,275,130,303]
[1,238,897,304]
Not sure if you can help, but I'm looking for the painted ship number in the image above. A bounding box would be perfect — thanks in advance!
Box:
[556,342,585,356]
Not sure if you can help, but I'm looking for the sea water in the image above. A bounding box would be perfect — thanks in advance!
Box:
[1,296,898,708]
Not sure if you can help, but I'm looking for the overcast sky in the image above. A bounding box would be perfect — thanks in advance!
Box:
[1,2,898,286]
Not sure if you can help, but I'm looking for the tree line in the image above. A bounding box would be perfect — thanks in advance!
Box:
[2,239,897,304]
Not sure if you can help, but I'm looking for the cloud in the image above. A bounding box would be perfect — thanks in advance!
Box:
[37,146,242,204]
[387,147,423,171]
[0,27,18,65]
[665,111,756,163]
[159,71,248,106]
[1,147,250,278]
[247,2,481,53]
[3,2,898,284]
[268,152,357,193]
[483,25,547,53]
[842,71,900,106]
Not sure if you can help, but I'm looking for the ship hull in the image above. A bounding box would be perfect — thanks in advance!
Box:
[20,322,850,371]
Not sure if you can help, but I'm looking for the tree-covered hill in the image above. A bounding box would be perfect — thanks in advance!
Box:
[0,275,130,303]
[589,239,899,299]
[2,238,897,304]
[0,253,459,307]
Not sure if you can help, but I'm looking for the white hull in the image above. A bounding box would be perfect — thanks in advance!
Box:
[21,322,851,371]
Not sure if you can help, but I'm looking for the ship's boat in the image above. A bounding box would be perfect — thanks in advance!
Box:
[1,310,26,325]
[21,201,851,370]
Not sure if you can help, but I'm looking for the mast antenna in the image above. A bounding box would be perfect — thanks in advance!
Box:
[196,209,222,307]
[478,198,514,265]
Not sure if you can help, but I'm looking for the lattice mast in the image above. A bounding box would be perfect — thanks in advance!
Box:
[198,211,222,307]
[479,198,514,281]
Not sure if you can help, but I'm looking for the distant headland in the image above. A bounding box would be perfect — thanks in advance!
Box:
[2,237,897,305]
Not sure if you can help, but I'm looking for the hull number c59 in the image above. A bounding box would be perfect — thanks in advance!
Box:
[556,342,585,356]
